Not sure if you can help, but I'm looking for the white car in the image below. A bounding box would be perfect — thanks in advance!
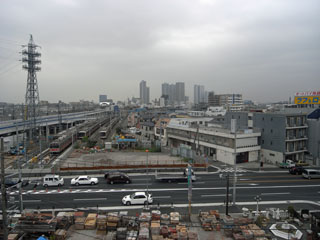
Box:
[71,176,99,186]
[122,192,153,205]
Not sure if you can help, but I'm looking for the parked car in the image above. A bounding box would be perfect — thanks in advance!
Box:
[1,178,29,188]
[289,166,304,175]
[71,176,99,186]
[122,192,153,205]
[43,175,64,187]
[302,169,320,179]
[106,172,131,184]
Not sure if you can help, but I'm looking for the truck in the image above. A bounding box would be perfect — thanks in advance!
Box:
[279,160,295,169]
[155,169,196,183]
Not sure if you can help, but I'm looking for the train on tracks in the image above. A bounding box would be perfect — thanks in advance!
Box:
[99,117,118,139]
[49,116,116,154]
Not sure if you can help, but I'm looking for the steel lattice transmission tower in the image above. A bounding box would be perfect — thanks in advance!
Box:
[22,35,41,140]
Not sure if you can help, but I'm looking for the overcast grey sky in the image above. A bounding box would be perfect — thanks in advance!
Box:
[0,0,319,104]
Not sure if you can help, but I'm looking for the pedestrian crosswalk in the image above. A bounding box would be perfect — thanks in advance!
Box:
[220,167,247,173]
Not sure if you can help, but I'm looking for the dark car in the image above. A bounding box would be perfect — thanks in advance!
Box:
[1,178,29,188]
[106,173,131,184]
[104,171,123,179]
[289,166,304,175]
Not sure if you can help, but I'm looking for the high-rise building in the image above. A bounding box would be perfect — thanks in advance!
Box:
[99,94,107,103]
[194,85,205,104]
[208,92,243,111]
[175,82,185,104]
[139,80,150,104]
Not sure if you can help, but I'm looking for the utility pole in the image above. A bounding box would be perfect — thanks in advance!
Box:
[231,119,237,206]
[187,164,193,221]
[1,138,8,240]
[226,174,229,216]
[18,157,23,212]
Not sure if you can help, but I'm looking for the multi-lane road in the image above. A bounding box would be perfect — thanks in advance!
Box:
[6,170,320,210]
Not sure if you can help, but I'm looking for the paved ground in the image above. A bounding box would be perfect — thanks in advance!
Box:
[61,151,186,168]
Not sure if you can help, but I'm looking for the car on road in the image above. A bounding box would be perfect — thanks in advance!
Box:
[289,166,304,175]
[71,176,99,186]
[279,160,295,168]
[122,192,153,205]
[1,178,29,188]
[104,171,123,179]
[43,175,64,187]
[302,169,320,179]
[106,172,131,184]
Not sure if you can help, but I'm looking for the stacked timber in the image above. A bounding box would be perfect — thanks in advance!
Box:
[150,220,160,236]
[187,231,198,240]
[85,213,97,230]
[151,210,161,221]
[96,214,107,235]
[122,216,138,231]
[170,212,180,225]
[56,212,74,229]
[160,214,170,225]
[55,229,67,240]
[247,224,266,238]
[116,227,127,240]
[107,212,119,231]
[126,230,138,240]
[139,212,151,223]
[199,211,218,231]
[14,213,56,233]
[74,217,85,230]
[8,234,19,240]
[138,227,149,240]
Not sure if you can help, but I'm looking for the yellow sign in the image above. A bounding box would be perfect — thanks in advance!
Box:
[294,96,320,104]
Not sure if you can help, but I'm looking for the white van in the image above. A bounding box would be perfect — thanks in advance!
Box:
[43,175,64,187]
[302,169,320,179]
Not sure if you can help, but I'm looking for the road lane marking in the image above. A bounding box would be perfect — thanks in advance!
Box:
[261,192,290,196]
[153,196,171,199]
[193,182,205,184]
[132,179,151,181]
[74,198,107,201]
[201,194,227,197]
[130,183,153,186]
[17,200,41,203]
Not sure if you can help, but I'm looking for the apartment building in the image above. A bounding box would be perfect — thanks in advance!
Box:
[225,110,309,164]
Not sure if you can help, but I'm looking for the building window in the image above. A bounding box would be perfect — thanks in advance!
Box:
[270,141,273,145]
[262,140,264,144]
[270,129,273,133]
[262,128,264,133]
[238,116,240,119]
[270,153,275,156]
[271,117,273,121]
[262,117,264,121]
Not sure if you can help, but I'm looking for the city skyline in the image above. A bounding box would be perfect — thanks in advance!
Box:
[0,0,319,104]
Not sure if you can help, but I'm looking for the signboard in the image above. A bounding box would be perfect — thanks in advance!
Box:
[294,91,320,105]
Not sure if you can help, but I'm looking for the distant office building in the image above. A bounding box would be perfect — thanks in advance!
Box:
[194,85,205,104]
[208,93,243,111]
[99,94,107,103]
[208,92,219,106]
[139,80,150,104]
[162,83,170,96]
[175,82,185,104]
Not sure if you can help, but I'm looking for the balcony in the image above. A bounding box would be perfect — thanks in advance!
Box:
[286,124,308,129]
[285,136,308,142]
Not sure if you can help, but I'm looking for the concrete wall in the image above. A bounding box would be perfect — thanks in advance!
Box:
[217,149,234,165]
[249,150,259,162]
[261,148,283,164]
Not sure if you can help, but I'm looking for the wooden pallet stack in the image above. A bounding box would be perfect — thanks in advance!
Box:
[199,211,218,231]
[160,214,170,225]
[170,212,180,225]
[126,230,138,240]
[96,214,107,234]
[116,227,127,240]
[247,224,266,239]
[54,229,67,240]
[14,213,56,233]
[107,212,119,232]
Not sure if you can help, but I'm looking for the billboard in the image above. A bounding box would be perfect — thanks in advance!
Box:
[294,91,320,104]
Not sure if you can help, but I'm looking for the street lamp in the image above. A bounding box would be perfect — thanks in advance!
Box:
[254,195,262,216]
[145,149,149,209]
